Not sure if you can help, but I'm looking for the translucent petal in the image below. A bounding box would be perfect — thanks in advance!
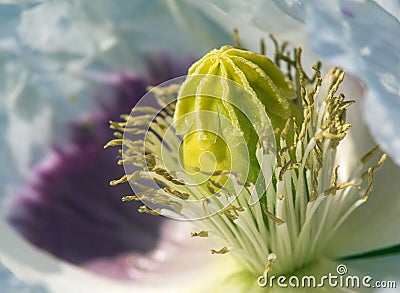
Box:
[184,0,309,51]
[271,0,305,22]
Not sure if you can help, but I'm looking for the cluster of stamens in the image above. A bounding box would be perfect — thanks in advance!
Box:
[105,38,385,277]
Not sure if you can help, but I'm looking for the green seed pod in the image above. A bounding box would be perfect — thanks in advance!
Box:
[174,46,301,183]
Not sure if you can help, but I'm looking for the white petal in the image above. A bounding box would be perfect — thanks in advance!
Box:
[364,88,400,168]
[0,216,240,292]
[303,0,400,165]
[374,0,400,21]
[343,254,400,292]
[271,0,306,21]
[325,87,400,257]
[325,157,400,258]
[184,0,309,51]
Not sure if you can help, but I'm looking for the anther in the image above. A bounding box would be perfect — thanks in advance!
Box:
[260,253,277,281]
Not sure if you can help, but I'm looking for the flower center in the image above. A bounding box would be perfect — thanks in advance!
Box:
[106,40,385,278]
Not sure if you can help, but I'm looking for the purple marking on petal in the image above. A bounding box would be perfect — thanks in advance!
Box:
[5,58,191,277]
[341,8,355,19]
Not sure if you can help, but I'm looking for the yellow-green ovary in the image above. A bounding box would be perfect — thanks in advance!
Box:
[174,46,301,183]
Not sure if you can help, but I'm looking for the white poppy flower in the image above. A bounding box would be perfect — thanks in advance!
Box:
[1,1,399,292]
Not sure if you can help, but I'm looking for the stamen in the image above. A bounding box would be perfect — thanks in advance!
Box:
[260,38,266,55]
[106,36,386,280]
[324,165,361,196]
[191,231,209,238]
[262,205,285,226]
[211,247,230,255]
[138,206,161,216]
[258,253,278,285]
[233,28,242,48]
[362,154,387,200]
[219,205,245,221]
[361,145,381,164]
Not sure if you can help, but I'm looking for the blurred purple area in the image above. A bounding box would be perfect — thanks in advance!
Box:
[5,58,190,270]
